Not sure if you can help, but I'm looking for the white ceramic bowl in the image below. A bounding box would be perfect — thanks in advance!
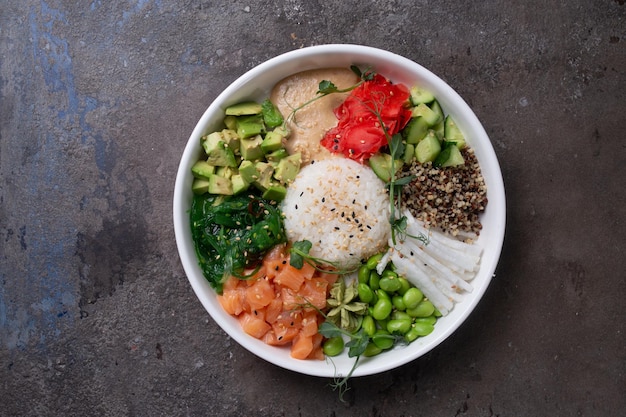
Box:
[173,44,506,377]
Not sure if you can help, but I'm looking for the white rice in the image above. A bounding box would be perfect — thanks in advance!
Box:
[281,157,391,270]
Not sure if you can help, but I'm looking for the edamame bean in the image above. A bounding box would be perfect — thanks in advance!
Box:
[407,299,435,318]
[357,264,370,284]
[381,269,398,280]
[369,271,380,290]
[392,295,406,311]
[379,276,402,293]
[386,319,412,335]
[322,336,345,357]
[375,288,390,301]
[363,342,383,357]
[372,297,393,321]
[372,330,394,349]
[404,327,421,343]
[397,277,411,295]
[391,311,411,321]
[412,321,435,336]
[357,283,375,304]
[402,287,424,310]
[361,315,376,337]
[366,253,383,270]
[414,316,437,326]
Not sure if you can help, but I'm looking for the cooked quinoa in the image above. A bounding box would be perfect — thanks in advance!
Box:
[399,147,488,237]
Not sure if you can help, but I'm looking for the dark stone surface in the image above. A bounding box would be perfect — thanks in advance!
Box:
[1,1,624,415]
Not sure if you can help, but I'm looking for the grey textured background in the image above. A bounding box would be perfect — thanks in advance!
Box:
[1,1,624,416]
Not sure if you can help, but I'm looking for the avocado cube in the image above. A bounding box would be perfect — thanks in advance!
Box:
[262,184,287,202]
[231,174,250,195]
[208,175,233,195]
[223,115,238,130]
[225,101,263,116]
[274,152,301,184]
[216,166,236,180]
[240,135,264,161]
[206,140,237,167]
[192,178,211,195]
[238,160,260,183]
[191,160,216,180]
[261,130,286,153]
[236,114,265,139]
[253,161,275,191]
[266,148,289,162]
[201,131,224,155]
[221,129,241,153]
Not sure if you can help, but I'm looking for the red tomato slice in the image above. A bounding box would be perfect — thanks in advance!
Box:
[321,74,412,162]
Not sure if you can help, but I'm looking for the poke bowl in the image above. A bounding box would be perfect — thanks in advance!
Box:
[173,44,505,377]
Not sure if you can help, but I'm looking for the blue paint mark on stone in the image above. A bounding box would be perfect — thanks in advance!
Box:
[0,0,112,350]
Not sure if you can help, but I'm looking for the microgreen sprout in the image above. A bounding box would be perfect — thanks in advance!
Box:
[289,240,359,274]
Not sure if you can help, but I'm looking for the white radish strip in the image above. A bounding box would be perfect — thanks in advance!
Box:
[422,237,481,272]
[391,251,452,315]
[402,236,468,276]
[376,246,393,276]
[396,238,473,293]
[410,256,466,302]
[403,210,483,258]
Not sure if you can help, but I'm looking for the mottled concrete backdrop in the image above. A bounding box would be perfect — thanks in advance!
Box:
[1,1,624,416]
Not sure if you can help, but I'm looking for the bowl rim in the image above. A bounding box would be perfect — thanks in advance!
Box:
[173,43,506,377]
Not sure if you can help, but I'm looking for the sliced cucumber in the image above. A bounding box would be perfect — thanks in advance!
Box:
[415,132,441,163]
[444,115,466,149]
[410,86,435,105]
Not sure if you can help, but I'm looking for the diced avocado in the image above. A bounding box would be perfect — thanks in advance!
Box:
[223,115,238,130]
[216,166,236,179]
[208,175,233,195]
[225,101,262,116]
[369,153,403,182]
[231,174,250,195]
[261,99,284,128]
[261,130,286,153]
[410,86,435,105]
[403,116,429,144]
[206,140,237,167]
[415,131,441,163]
[403,143,415,164]
[238,160,260,183]
[435,143,465,167]
[412,103,442,127]
[266,148,289,162]
[274,152,301,184]
[236,114,265,139]
[221,129,241,153]
[444,115,466,149]
[430,100,445,138]
[262,184,287,202]
[191,160,215,180]
[253,161,275,191]
[192,178,211,195]
[201,131,224,155]
[240,135,264,161]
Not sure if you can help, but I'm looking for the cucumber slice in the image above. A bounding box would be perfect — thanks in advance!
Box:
[369,153,402,182]
[415,132,441,163]
[444,115,466,149]
[429,100,445,138]
[403,117,429,144]
[411,103,442,127]
[410,86,435,105]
